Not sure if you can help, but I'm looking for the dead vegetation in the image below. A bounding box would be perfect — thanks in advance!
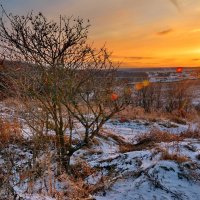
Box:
[181,129,200,139]
[160,149,190,163]
[136,128,200,148]
[0,113,199,199]
[135,129,181,146]
[71,160,97,180]
[116,104,199,124]
[0,118,23,147]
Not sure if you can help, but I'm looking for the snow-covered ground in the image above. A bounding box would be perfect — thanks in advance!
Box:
[104,119,195,142]
[78,119,200,200]
[93,141,200,200]
[0,103,200,200]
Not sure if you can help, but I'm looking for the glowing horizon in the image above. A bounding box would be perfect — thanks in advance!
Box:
[2,0,200,68]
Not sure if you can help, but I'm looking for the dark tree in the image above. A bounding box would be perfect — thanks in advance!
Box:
[0,7,131,172]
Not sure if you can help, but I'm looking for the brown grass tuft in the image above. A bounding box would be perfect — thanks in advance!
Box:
[181,130,200,139]
[160,149,189,163]
[136,129,181,145]
[119,143,136,153]
[71,159,96,180]
[0,118,22,147]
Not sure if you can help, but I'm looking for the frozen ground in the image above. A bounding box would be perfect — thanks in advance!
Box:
[104,119,194,142]
[73,118,200,200]
[93,142,200,200]
[0,103,200,200]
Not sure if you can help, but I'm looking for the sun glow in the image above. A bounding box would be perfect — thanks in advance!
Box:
[4,0,200,68]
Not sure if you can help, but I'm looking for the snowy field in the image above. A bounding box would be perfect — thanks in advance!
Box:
[87,120,200,200]
[0,103,200,200]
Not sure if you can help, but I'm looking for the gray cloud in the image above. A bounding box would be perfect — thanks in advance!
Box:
[113,56,154,60]
[169,0,181,11]
[192,58,200,61]
[157,29,174,35]
[125,56,153,60]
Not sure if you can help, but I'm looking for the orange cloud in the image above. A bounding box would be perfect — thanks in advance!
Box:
[4,0,200,68]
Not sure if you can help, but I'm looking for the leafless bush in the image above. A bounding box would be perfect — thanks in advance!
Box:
[0,58,15,100]
[133,80,192,115]
[0,8,131,173]
[164,82,191,113]
[134,82,163,112]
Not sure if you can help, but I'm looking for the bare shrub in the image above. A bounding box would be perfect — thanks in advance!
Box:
[0,58,15,100]
[132,80,192,116]
[0,8,131,173]
[164,81,191,113]
[134,82,163,113]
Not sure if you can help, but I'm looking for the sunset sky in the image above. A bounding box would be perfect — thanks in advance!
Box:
[2,0,200,68]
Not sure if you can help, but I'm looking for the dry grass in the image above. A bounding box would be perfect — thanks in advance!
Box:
[119,143,137,153]
[181,130,200,139]
[97,130,123,145]
[160,149,190,163]
[136,129,181,146]
[116,106,179,122]
[170,116,187,125]
[53,161,98,199]
[71,159,96,180]
[136,128,200,150]
[116,105,199,125]
[101,128,200,154]
[116,106,165,121]
[0,118,23,147]
[1,97,21,108]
